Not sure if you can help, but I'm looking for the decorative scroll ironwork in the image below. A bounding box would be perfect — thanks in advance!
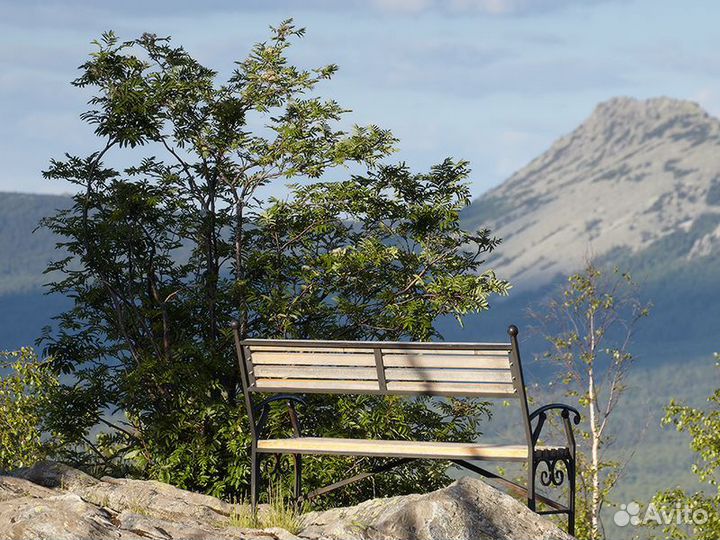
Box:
[260,453,293,480]
[538,458,568,487]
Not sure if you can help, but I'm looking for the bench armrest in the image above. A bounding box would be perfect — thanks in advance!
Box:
[254,395,307,440]
[529,403,581,448]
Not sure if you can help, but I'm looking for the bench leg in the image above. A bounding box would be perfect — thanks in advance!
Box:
[251,445,260,514]
[567,458,576,537]
[528,456,536,511]
[293,454,302,504]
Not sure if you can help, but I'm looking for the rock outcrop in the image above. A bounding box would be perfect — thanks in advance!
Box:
[300,476,572,540]
[2,461,295,540]
[0,461,572,540]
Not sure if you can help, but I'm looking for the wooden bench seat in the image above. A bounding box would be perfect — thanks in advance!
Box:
[231,323,580,535]
[257,437,569,461]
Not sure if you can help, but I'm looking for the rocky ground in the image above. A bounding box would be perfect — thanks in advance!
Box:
[0,461,572,540]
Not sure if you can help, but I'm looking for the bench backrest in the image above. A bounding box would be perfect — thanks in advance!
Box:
[235,338,526,400]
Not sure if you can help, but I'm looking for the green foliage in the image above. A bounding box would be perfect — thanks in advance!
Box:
[534,261,649,539]
[0,348,60,470]
[297,392,491,507]
[650,354,720,539]
[40,22,507,501]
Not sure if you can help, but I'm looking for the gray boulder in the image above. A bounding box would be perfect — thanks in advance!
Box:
[300,476,573,540]
[1,461,572,540]
[2,461,296,540]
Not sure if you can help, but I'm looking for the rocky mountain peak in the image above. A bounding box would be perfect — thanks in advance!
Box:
[573,96,714,152]
[590,96,707,124]
[464,97,720,288]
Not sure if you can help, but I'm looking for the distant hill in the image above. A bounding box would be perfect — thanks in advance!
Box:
[464,96,720,288]
[0,192,70,349]
[0,192,70,295]
[454,97,720,360]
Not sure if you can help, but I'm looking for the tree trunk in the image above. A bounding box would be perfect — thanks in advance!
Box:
[588,366,601,540]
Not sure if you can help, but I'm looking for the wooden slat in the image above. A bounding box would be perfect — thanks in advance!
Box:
[384,368,513,383]
[254,365,377,380]
[382,355,510,369]
[243,339,510,351]
[385,381,517,397]
[256,437,531,461]
[253,378,379,392]
[382,349,510,356]
[249,379,519,397]
[249,346,375,354]
[250,352,376,367]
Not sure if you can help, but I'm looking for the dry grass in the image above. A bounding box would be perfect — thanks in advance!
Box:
[229,484,307,535]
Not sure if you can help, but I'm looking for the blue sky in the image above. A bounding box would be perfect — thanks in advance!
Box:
[2,0,720,198]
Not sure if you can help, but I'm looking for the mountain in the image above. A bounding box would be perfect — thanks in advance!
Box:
[465,96,720,287]
[0,192,71,349]
[457,96,720,359]
[0,192,70,295]
[457,97,720,539]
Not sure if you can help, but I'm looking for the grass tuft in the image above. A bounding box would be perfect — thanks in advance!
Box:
[229,483,307,535]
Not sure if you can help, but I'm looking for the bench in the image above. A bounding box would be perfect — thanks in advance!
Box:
[231,323,580,535]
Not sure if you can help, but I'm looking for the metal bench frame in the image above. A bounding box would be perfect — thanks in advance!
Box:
[231,323,580,535]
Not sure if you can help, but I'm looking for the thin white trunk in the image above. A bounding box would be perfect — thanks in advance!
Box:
[588,311,601,540]
[589,367,601,540]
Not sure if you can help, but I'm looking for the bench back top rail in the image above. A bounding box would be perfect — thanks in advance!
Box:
[236,336,524,400]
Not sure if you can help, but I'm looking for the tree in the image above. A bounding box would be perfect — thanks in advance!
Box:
[531,262,649,540]
[650,354,720,539]
[0,348,60,470]
[40,22,508,501]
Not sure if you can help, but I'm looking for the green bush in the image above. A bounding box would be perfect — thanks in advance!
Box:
[0,348,60,470]
[650,354,720,539]
[39,21,507,502]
